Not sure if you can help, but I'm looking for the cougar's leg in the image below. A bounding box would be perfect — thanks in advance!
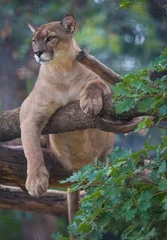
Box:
[80,79,111,115]
[20,101,58,197]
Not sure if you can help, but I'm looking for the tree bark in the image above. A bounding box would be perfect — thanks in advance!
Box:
[0,145,72,189]
[0,101,156,142]
[0,185,68,216]
[67,189,80,224]
[76,50,122,85]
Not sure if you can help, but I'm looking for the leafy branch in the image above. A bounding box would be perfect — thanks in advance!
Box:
[53,50,167,240]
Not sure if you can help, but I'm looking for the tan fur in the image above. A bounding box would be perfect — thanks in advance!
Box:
[20,15,114,197]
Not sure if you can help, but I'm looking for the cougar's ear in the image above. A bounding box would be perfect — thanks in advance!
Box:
[27,22,38,34]
[61,14,76,34]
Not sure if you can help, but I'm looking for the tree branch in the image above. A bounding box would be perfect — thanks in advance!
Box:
[0,185,68,216]
[0,144,150,216]
[0,51,159,142]
[0,145,72,189]
[0,100,156,142]
[76,51,122,85]
[149,69,167,81]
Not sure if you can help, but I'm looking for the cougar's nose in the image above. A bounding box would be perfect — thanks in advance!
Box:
[34,50,43,58]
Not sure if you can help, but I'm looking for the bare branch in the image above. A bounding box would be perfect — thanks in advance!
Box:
[76,51,122,85]
[0,185,68,216]
[0,185,85,216]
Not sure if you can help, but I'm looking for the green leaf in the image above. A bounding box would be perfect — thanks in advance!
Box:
[96,212,111,226]
[157,211,167,221]
[161,46,167,57]
[150,169,159,183]
[160,105,167,116]
[162,197,167,210]
[52,232,70,240]
[113,84,130,97]
[145,228,157,239]
[138,98,156,112]
[158,161,166,174]
[125,209,137,221]
[115,98,135,113]
[52,232,61,239]
[140,202,151,212]
[77,222,92,234]
[158,180,167,191]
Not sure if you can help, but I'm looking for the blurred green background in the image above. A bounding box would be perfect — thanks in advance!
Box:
[0,0,166,239]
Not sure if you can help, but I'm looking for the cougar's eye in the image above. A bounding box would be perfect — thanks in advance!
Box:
[32,39,37,44]
[46,36,56,42]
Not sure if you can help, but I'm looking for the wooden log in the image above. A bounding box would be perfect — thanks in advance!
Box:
[0,144,151,188]
[0,145,72,189]
[0,144,151,216]
[0,101,154,142]
[76,51,122,85]
[0,185,68,216]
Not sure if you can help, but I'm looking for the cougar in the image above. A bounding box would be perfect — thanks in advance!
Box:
[20,14,114,197]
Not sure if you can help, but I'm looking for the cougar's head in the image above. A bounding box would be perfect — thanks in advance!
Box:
[28,14,76,65]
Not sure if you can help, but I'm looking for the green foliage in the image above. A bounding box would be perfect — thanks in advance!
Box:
[52,232,70,240]
[119,0,146,9]
[52,50,167,240]
[53,139,167,240]
[113,54,167,130]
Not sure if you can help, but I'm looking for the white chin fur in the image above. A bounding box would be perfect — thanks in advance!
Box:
[39,60,50,65]
[34,55,40,63]
[34,54,51,65]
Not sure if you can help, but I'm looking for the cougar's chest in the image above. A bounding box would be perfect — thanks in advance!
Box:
[53,81,81,105]
[51,72,87,104]
[38,63,92,105]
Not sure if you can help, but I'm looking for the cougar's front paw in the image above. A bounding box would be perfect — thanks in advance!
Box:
[26,165,49,197]
[80,90,103,115]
